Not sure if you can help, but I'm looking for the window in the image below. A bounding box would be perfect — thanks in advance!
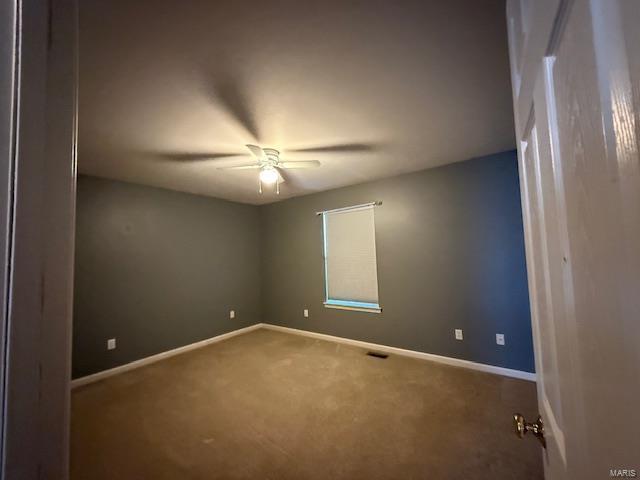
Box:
[322,203,381,313]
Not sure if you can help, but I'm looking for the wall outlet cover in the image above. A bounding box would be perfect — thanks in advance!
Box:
[455,329,463,340]
[303,309,309,318]
[229,310,235,319]
[496,333,505,345]
[107,338,116,350]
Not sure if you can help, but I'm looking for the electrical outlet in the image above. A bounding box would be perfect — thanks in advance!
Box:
[107,338,116,350]
[303,309,309,318]
[229,310,235,319]
[455,329,463,341]
[496,333,505,345]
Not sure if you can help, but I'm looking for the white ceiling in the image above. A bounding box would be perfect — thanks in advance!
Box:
[79,0,514,205]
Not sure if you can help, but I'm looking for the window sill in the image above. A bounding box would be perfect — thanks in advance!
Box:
[323,301,382,314]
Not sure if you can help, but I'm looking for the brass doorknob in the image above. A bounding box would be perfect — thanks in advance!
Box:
[513,413,546,448]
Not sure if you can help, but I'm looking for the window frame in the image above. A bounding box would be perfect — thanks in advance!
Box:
[321,205,382,314]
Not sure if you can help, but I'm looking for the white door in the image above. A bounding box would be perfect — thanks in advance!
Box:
[508,1,640,478]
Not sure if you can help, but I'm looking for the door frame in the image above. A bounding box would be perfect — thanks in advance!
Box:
[0,0,20,468]
[1,1,78,478]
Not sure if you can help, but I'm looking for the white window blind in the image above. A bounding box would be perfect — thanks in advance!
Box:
[322,204,380,312]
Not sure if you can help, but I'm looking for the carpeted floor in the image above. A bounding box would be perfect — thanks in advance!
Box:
[71,328,543,480]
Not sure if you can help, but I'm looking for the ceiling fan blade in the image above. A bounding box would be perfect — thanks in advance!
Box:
[246,144,264,159]
[274,166,286,183]
[288,143,378,154]
[155,152,245,162]
[200,64,261,142]
[278,160,321,169]
[217,164,261,170]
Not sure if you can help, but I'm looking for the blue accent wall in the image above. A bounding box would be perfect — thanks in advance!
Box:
[261,150,535,373]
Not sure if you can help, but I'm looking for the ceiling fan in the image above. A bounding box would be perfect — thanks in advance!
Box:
[151,67,380,196]
[153,141,378,196]
[217,144,321,194]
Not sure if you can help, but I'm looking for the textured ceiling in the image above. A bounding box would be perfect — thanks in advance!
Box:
[79,0,514,205]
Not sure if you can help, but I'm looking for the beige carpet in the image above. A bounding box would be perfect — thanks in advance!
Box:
[71,328,543,479]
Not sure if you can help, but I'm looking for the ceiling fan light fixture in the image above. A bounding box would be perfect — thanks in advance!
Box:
[259,167,279,184]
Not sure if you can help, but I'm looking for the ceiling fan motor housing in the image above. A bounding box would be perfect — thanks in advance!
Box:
[262,148,280,165]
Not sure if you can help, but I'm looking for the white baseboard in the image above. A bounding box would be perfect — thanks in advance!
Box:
[70,323,262,389]
[71,322,535,388]
[261,323,536,382]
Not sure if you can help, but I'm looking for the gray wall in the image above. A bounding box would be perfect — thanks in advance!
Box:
[73,176,261,378]
[74,151,534,378]
[261,151,535,372]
